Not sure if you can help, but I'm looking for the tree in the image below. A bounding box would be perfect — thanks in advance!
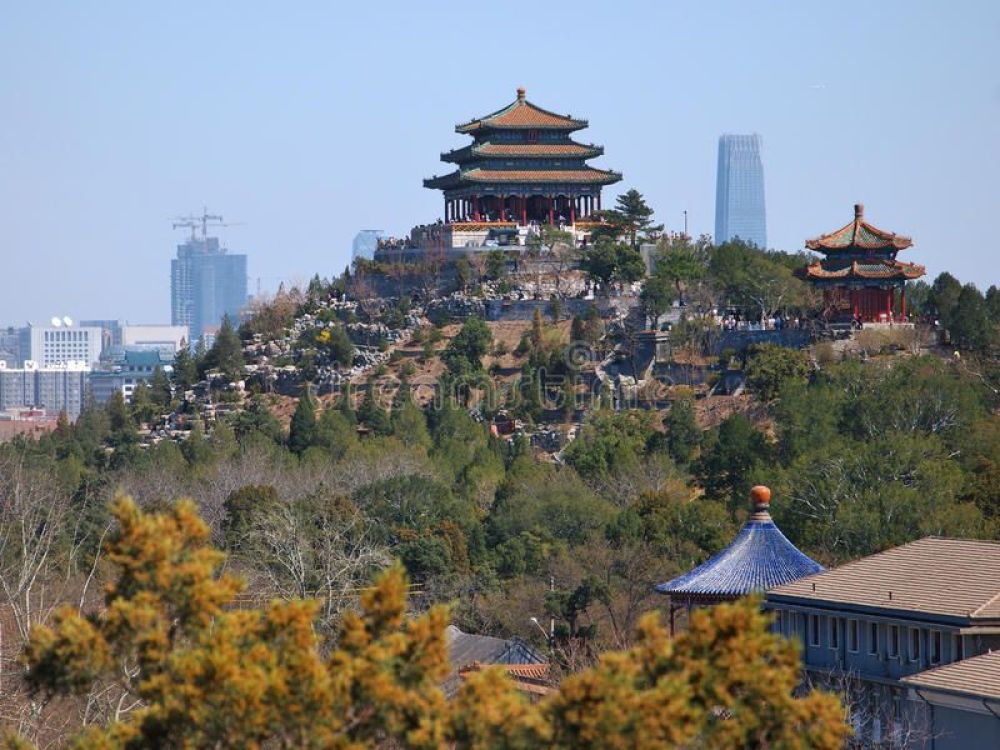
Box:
[593,188,663,249]
[358,389,392,436]
[148,367,173,408]
[16,499,848,749]
[640,273,676,326]
[653,237,704,305]
[172,346,198,392]
[288,388,317,454]
[928,272,962,327]
[745,343,812,401]
[699,413,769,503]
[201,315,245,381]
[442,317,493,379]
[950,283,993,352]
[485,249,507,280]
[664,398,700,464]
[581,240,645,293]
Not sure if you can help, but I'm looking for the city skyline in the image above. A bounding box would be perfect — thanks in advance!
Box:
[715,134,767,249]
[1,1,998,322]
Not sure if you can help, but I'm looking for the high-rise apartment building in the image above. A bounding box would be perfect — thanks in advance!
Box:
[352,230,383,262]
[170,235,247,344]
[714,134,767,249]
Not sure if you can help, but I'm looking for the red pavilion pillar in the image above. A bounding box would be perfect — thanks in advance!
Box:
[900,286,907,319]
[548,197,554,225]
[520,196,527,225]
[569,196,576,224]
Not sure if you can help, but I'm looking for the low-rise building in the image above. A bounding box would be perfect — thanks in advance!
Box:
[766,537,1000,747]
[90,350,173,404]
[901,649,1000,748]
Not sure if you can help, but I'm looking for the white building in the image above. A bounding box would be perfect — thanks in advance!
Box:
[121,324,188,353]
[21,322,103,367]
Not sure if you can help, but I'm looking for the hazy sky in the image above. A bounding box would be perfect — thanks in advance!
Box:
[2,1,998,324]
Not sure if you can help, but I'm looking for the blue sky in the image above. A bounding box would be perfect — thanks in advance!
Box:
[1,1,998,323]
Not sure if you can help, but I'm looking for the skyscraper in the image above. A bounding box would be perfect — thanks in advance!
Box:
[714,134,767,249]
[170,234,247,344]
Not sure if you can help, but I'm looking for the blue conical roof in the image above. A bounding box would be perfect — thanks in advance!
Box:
[656,487,823,599]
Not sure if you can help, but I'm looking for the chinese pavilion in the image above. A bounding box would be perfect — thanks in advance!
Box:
[800,203,926,323]
[423,88,621,226]
[655,486,823,634]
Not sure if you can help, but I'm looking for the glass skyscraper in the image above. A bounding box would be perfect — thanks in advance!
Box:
[714,134,767,249]
[170,236,247,344]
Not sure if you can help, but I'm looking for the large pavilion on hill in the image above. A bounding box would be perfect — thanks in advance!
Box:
[423,88,621,227]
[800,203,926,324]
[655,486,823,634]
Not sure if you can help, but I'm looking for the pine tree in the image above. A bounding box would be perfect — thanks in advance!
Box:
[172,346,198,392]
[149,366,173,407]
[358,389,391,436]
[202,315,245,381]
[950,283,994,352]
[315,406,358,459]
[288,388,318,454]
[665,398,700,464]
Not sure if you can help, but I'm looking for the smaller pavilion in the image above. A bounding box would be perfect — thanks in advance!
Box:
[655,486,823,634]
[800,203,926,323]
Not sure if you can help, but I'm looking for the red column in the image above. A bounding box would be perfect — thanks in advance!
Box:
[473,196,480,222]
[548,197,554,224]
[900,286,907,319]
[850,289,859,318]
[569,197,576,224]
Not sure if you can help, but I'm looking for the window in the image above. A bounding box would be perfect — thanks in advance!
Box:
[953,634,965,660]
[930,630,941,664]
[869,622,879,655]
[888,625,900,658]
[829,618,839,650]
[848,619,859,652]
[810,615,821,647]
[909,628,921,662]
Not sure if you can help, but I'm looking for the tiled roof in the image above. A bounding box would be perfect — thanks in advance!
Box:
[902,650,1000,700]
[767,538,1000,622]
[656,487,823,599]
[801,258,926,281]
[805,203,913,252]
[425,168,621,189]
[456,88,587,133]
[458,662,553,696]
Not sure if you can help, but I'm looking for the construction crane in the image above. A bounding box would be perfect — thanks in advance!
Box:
[172,207,242,240]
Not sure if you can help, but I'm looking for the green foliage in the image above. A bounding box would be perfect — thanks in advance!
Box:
[564,410,659,483]
[485,249,507,280]
[288,388,318,454]
[580,240,645,290]
[950,283,994,352]
[172,346,198,392]
[744,343,812,401]
[664,399,700,464]
[442,317,492,379]
[200,314,245,381]
[591,188,663,249]
[358,389,392,436]
[698,413,769,504]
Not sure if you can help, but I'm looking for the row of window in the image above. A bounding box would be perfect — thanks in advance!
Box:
[778,611,959,665]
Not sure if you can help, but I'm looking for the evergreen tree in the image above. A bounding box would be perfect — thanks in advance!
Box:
[950,283,993,352]
[392,397,432,450]
[338,389,358,425]
[929,272,963,327]
[202,315,245,380]
[986,285,1000,324]
[316,405,358,458]
[105,390,136,445]
[530,307,544,350]
[358,389,391,436]
[592,188,663,249]
[665,398,700,464]
[149,366,173,407]
[172,346,198,392]
[442,317,493,379]
[288,388,318,454]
